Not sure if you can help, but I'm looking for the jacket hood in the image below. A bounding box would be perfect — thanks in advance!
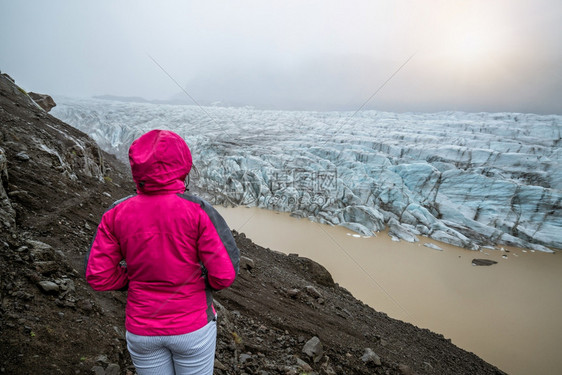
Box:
[129,130,192,194]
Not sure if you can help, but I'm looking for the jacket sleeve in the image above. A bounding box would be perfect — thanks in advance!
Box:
[85,210,128,291]
[196,203,240,290]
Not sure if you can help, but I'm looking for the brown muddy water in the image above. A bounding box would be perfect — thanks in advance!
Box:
[216,206,562,375]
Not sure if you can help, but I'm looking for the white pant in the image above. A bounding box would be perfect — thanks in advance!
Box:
[126,321,217,375]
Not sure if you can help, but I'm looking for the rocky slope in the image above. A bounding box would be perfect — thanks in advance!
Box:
[1,73,506,374]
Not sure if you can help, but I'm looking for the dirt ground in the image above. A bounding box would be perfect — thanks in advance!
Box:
[0,73,506,374]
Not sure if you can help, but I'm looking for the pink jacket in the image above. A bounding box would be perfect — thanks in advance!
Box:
[85,130,239,336]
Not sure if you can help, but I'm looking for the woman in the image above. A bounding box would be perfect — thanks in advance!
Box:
[85,129,239,374]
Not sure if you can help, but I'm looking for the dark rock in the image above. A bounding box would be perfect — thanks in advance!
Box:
[15,151,30,161]
[240,256,255,271]
[239,353,252,364]
[7,190,31,200]
[1,72,15,83]
[0,147,16,231]
[28,92,56,112]
[95,355,109,365]
[295,357,312,371]
[26,240,55,261]
[302,336,323,363]
[59,279,75,296]
[305,285,322,299]
[423,361,434,371]
[214,359,227,371]
[471,259,498,266]
[361,348,381,365]
[105,363,120,375]
[320,356,337,375]
[287,289,300,298]
[13,290,34,300]
[398,363,417,375]
[37,280,59,294]
[34,261,58,275]
[297,257,334,287]
[0,73,37,106]
[78,299,94,312]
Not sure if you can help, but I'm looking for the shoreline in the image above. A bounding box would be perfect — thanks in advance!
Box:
[216,205,562,375]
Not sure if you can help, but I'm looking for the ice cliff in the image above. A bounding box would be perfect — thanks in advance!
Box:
[52,98,561,252]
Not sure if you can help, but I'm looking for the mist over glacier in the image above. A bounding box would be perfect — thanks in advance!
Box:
[52,98,561,252]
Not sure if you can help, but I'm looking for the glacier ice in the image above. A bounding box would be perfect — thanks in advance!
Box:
[51,98,561,252]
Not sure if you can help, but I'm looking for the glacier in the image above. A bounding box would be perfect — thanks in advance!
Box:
[52,98,561,252]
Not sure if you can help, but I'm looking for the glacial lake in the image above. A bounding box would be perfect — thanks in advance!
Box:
[217,205,562,375]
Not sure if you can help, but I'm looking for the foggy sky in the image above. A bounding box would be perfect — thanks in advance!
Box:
[1,0,561,114]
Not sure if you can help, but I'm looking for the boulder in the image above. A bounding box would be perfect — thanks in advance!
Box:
[297,257,334,287]
[26,240,55,261]
[302,336,323,363]
[105,364,120,375]
[38,280,59,294]
[305,285,323,299]
[28,92,56,112]
[361,348,381,365]
[240,256,255,271]
[15,151,30,161]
